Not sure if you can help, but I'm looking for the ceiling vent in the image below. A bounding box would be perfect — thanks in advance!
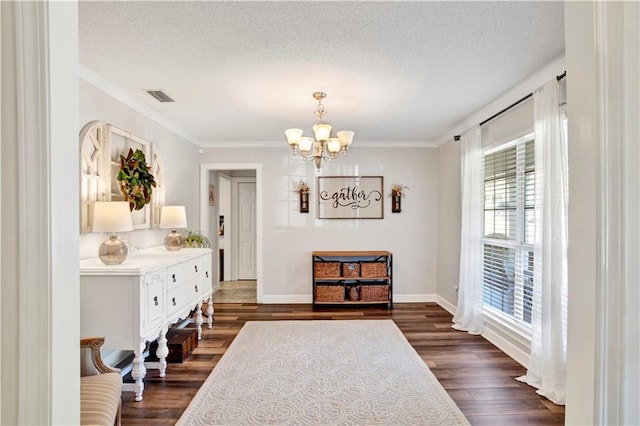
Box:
[145,90,174,103]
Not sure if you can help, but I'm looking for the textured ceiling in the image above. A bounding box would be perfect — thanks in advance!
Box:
[79,1,565,145]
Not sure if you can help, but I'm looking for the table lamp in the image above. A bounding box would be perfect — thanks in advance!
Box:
[160,206,187,251]
[92,201,134,265]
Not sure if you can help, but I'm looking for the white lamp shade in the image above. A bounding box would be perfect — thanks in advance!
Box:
[92,201,134,233]
[312,123,332,141]
[160,206,188,229]
[327,138,342,153]
[285,128,303,145]
[337,130,355,147]
[298,137,314,153]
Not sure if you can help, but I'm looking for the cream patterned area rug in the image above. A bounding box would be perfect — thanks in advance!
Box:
[177,320,469,425]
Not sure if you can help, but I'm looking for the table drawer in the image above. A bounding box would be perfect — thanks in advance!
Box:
[167,259,199,289]
[167,282,194,316]
[144,271,165,329]
[196,256,211,282]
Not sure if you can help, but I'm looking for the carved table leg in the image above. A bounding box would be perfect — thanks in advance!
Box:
[132,341,147,402]
[195,300,204,340]
[207,295,214,329]
[156,325,169,378]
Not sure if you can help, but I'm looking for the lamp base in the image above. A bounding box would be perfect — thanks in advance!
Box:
[98,235,128,265]
[165,230,185,251]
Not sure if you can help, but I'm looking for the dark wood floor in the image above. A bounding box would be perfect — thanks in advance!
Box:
[121,303,564,425]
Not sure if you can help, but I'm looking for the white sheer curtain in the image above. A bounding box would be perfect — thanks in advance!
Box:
[452,125,484,335]
[517,79,568,404]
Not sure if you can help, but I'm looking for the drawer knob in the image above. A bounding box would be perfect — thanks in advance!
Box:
[172,274,176,283]
[172,297,176,306]
[195,265,198,273]
[195,284,199,293]
[153,296,158,306]
[205,271,209,278]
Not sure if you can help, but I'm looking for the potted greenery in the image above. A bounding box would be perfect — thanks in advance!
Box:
[117,148,156,211]
[183,230,211,248]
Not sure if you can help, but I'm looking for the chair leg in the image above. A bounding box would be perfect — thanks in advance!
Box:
[115,399,122,426]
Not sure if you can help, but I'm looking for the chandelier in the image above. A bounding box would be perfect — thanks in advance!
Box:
[285,92,354,170]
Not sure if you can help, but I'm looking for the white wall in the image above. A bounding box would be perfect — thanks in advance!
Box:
[436,140,461,306]
[481,98,533,148]
[199,146,438,301]
[79,80,201,259]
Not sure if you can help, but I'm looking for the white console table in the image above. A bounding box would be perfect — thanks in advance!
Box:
[80,247,216,401]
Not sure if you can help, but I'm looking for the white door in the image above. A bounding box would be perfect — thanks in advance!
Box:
[237,182,256,279]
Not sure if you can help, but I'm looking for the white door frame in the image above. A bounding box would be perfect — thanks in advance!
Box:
[200,163,263,303]
[218,173,232,281]
[1,2,80,424]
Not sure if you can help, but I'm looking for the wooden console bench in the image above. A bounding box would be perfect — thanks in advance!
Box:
[312,251,393,309]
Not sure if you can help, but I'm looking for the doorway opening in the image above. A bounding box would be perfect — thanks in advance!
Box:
[200,163,262,304]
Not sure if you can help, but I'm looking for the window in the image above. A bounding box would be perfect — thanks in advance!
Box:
[482,133,534,327]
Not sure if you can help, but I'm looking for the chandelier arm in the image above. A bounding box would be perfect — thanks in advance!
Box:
[294,150,317,161]
[320,149,347,161]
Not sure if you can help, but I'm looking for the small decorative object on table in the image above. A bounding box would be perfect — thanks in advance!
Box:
[391,184,408,213]
[91,201,134,265]
[160,206,188,251]
[298,181,310,213]
[183,229,211,248]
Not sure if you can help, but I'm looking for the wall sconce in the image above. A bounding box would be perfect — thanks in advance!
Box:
[92,201,134,265]
[160,206,187,251]
[298,181,310,213]
[391,185,408,213]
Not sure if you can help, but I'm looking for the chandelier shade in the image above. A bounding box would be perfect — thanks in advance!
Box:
[285,92,354,170]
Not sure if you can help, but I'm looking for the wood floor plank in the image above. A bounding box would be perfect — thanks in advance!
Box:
[120,303,564,425]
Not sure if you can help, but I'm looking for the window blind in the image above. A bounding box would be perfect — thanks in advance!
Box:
[484,145,517,240]
[482,135,534,325]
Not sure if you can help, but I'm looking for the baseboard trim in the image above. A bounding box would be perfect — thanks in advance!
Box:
[434,297,530,368]
[260,294,438,304]
[393,294,437,303]
[481,320,530,368]
[261,295,313,304]
[435,296,457,315]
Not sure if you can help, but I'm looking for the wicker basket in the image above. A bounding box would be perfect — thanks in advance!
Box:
[360,262,387,278]
[315,285,345,302]
[314,262,341,278]
[342,262,361,278]
[346,285,361,301]
[361,285,389,302]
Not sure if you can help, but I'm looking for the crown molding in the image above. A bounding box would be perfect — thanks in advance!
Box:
[79,65,201,146]
[436,55,566,147]
[198,140,438,149]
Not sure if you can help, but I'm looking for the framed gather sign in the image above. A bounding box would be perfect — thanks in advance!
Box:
[318,176,384,219]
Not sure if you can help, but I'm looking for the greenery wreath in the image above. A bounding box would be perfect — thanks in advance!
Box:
[116,148,156,211]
